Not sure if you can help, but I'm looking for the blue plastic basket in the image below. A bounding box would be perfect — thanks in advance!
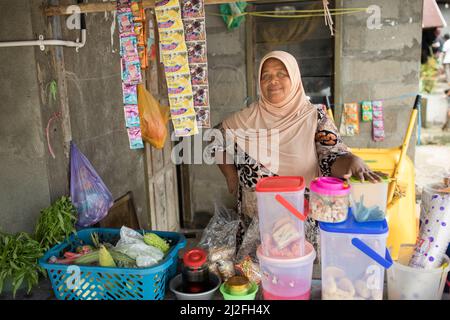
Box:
[39,228,186,300]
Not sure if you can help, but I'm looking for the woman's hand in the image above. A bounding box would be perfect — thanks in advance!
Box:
[331,154,382,183]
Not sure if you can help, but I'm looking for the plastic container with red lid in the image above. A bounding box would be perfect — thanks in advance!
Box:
[181,248,210,294]
[309,177,351,223]
[256,176,307,259]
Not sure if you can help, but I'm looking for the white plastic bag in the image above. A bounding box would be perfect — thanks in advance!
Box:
[114,226,164,267]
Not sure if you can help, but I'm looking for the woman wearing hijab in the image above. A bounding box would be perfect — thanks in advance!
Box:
[214,51,381,248]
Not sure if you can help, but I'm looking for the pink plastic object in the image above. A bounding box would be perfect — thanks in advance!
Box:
[257,241,316,300]
[310,177,351,196]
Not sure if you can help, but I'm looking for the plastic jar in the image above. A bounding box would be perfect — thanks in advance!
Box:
[310,177,351,223]
[181,248,210,294]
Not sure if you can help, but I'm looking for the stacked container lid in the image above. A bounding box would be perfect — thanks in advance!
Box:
[255,176,316,300]
[320,212,392,300]
[309,177,393,300]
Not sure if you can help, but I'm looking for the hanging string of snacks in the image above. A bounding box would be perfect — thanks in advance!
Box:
[372,100,385,142]
[130,0,148,70]
[339,102,360,137]
[181,0,211,128]
[117,0,144,149]
[155,0,199,137]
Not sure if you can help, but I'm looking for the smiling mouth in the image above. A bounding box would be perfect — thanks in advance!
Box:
[268,88,283,94]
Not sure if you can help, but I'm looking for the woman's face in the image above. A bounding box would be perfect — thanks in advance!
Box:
[260,58,292,105]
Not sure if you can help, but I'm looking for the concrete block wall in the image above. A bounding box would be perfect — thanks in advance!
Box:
[0,0,150,233]
[189,5,247,217]
[336,0,423,156]
[0,0,51,234]
[60,3,149,228]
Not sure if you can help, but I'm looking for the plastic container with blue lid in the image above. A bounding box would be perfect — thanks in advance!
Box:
[319,211,392,300]
[319,210,389,235]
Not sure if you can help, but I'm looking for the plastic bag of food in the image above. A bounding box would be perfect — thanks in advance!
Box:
[70,142,114,228]
[198,204,240,281]
[114,226,164,267]
[235,216,260,262]
[137,84,170,149]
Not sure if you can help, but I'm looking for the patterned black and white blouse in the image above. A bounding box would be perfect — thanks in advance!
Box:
[214,105,350,252]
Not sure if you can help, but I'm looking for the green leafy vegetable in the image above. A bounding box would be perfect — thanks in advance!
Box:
[0,232,46,298]
[34,196,77,252]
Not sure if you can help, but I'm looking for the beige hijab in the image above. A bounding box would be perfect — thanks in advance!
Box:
[222,51,319,185]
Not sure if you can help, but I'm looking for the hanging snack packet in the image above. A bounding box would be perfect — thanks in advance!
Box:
[190,64,208,85]
[127,127,145,149]
[118,10,134,34]
[169,95,196,118]
[160,30,187,53]
[117,0,131,12]
[187,41,207,64]
[184,19,206,41]
[155,0,180,8]
[193,85,209,107]
[120,35,139,58]
[361,101,373,122]
[343,102,360,136]
[181,0,206,19]
[155,7,184,31]
[124,105,141,128]
[121,58,142,85]
[172,115,199,136]
[167,74,193,96]
[372,100,385,142]
[130,0,145,21]
[123,83,138,105]
[162,52,190,74]
[195,107,211,128]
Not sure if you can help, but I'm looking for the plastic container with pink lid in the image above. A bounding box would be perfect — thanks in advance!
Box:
[310,177,351,223]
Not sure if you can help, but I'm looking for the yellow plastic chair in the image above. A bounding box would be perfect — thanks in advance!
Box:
[325,96,420,260]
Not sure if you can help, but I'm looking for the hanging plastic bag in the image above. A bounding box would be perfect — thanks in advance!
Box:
[219,2,247,30]
[70,142,114,228]
[137,84,170,149]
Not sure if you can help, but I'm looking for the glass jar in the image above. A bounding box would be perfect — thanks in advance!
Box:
[181,248,210,294]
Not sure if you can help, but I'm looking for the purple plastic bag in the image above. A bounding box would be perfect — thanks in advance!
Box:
[70,142,114,227]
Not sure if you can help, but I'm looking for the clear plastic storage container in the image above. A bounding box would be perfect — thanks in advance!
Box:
[319,213,393,300]
[257,241,316,300]
[387,245,450,300]
[349,176,389,222]
[256,176,307,259]
[310,177,351,223]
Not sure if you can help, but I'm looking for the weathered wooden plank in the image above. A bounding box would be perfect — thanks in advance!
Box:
[154,173,167,230]
[151,146,165,174]
[165,168,178,231]
[45,0,258,16]
[148,182,157,229]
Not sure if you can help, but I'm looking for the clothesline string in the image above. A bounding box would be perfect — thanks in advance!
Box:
[207,8,368,19]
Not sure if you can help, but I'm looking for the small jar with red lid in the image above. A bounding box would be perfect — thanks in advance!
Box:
[181,248,210,294]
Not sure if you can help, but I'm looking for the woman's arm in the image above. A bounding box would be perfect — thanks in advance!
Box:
[211,123,239,195]
[216,151,239,196]
[314,106,381,182]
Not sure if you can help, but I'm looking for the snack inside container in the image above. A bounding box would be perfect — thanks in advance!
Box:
[256,176,307,259]
[309,177,351,223]
[349,176,389,222]
[319,214,392,300]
